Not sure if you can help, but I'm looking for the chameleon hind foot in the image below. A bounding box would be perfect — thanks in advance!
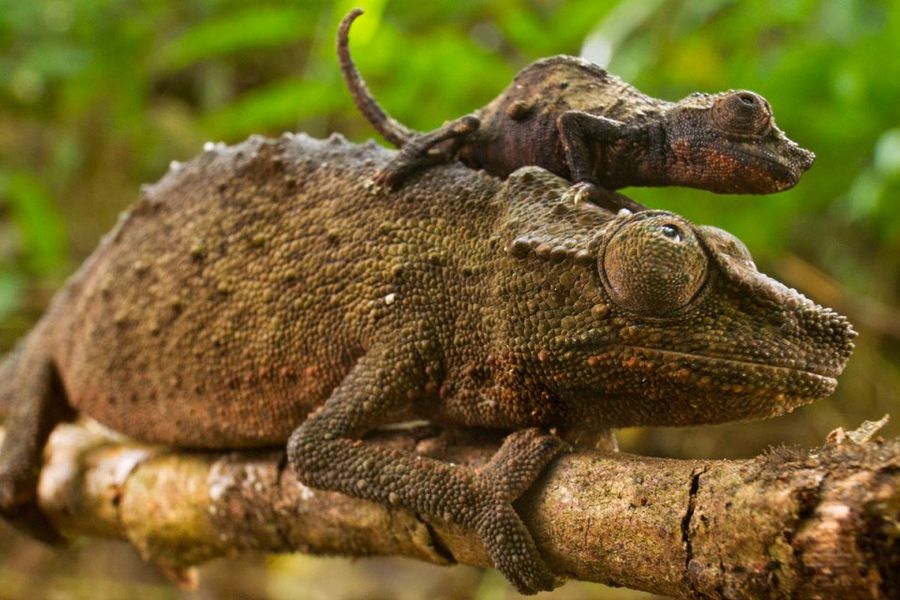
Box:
[373,115,481,189]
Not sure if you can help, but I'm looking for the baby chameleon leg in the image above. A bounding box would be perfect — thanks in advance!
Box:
[286,345,564,594]
[0,351,74,543]
[372,115,481,189]
[556,111,646,213]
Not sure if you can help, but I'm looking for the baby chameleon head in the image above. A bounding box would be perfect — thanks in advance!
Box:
[659,90,815,194]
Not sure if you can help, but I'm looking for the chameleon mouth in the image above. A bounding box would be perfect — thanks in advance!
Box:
[694,143,814,193]
[617,346,839,423]
[569,345,840,425]
[738,144,815,188]
[581,345,839,398]
[624,346,841,379]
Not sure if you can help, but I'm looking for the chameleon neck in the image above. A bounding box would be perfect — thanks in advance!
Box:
[599,122,675,189]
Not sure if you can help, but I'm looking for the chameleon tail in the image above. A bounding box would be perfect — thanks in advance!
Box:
[337,9,416,148]
[0,338,25,419]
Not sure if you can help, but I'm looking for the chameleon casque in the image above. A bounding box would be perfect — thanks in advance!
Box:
[0,135,853,593]
[338,9,815,211]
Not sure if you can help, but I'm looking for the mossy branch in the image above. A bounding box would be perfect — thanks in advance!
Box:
[5,422,898,599]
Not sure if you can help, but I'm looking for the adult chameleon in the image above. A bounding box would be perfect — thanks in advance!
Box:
[0,134,853,593]
[338,9,815,211]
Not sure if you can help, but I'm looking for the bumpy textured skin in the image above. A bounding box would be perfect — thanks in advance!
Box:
[0,134,854,593]
[338,9,815,206]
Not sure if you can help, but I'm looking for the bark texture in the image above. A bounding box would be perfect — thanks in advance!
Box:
[3,421,898,599]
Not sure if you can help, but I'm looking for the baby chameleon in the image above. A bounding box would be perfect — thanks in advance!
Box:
[338,9,815,211]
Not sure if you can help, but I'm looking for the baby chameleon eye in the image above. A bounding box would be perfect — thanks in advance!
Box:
[737,93,757,106]
[712,90,772,137]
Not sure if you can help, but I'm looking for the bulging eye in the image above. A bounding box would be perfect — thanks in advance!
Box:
[712,90,772,136]
[660,224,682,241]
[737,93,757,106]
[602,215,707,315]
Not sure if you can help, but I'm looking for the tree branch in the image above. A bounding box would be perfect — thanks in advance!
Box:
[5,421,898,599]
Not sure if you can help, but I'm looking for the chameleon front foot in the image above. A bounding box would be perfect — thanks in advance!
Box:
[561,181,600,206]
[477,503,561,594]
[475,429,567,594]
[562,181,646,214]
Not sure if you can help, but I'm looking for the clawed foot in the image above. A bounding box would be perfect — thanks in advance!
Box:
[475,428,567,594]
[477,503,563,593]
[363,176,391,195]
[563,181,646,213]
[367,157,421,192]
[366,114,481,193]
[561,181,600,206]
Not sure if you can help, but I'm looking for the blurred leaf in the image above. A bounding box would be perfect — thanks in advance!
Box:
[157,6,316,72]
[874,128,900,177]
[0,171,68,275]
[0,270,25,324]
[201,78,337,138]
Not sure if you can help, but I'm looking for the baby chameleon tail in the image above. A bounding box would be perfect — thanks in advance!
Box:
[336,10,642,213]
[337,9,484,191]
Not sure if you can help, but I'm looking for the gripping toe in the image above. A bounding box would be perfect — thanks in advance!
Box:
[481,428,567,502]
[477,503,562,594]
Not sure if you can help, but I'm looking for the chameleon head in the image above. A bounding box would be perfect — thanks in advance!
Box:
[663,90,815,194]
[577,209,854,425]
[499,177,855,427]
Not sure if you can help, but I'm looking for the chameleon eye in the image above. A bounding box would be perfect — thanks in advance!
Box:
[712,91,772,137]
[601,214,707,315]
[660,224,683,241]
[737,92,757,106]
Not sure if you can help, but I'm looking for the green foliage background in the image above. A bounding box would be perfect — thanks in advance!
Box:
[0,0,898,598]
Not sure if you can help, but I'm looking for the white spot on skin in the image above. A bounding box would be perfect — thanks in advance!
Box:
[384,293,396,305]
[203,141,216,152]
[617,208,633,217]
[169,160,182,171]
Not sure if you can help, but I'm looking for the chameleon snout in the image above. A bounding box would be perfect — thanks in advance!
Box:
[777,142,816,185]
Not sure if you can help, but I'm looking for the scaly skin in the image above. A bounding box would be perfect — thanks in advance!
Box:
[0,134,853,593]
[338,9,815,210]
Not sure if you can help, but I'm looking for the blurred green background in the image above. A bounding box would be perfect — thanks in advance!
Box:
[0,0,897,598]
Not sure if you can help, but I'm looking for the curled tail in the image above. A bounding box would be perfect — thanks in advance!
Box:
[337,9,416,148]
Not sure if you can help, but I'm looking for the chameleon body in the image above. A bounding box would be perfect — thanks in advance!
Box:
[338,9,815,210]
[0,134,853,593]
